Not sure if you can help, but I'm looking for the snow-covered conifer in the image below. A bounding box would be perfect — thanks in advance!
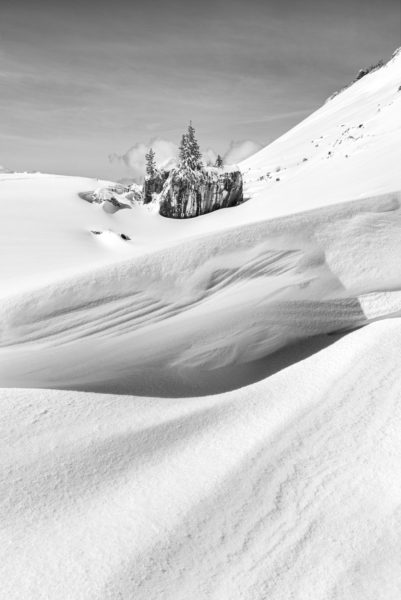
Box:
[187,121,203,170]
[215,154,224,168]
[178,123,203,171]
[145,148,156,178]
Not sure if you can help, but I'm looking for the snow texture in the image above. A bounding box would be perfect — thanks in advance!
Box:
[1,50,401,599]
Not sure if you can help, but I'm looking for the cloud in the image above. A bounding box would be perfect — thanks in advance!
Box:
[223,140,263,165]
[109,138,178,181]
[203,147,218,166]
[110,138,263,180]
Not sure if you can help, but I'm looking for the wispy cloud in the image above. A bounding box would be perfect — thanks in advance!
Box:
[223,140,263,165]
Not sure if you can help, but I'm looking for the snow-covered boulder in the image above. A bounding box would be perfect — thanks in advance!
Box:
[79,185,133,211]
[125,182,144,204]
[159,166,243,218]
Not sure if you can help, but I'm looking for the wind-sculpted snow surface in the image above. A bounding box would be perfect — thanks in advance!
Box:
[2,319,401,599]
[1,191,401,395]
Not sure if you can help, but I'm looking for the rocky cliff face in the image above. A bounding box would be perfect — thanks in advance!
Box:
[143,170,169,204]
[158,167,243,218]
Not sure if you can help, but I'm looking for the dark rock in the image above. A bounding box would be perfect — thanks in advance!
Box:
[126,184,143,203]
[355,60,384,82]
[79,191,96,203]
[104,196,131,211]
[109,184,130,194]
[143,170,169,204]
[120,233,131,240]
[79,189,131,211]
[158,167,243,219]
[80,167,243,220]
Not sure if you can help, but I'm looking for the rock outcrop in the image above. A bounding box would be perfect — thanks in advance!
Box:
[79,183,143,212]
[143,170,169,204]
[125,183,143,204]
[79,168,244,218]
[158,167,243,218]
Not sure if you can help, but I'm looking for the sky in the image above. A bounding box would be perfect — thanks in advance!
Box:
[0,0,400,179]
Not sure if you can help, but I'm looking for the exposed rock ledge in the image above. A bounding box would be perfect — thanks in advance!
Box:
[157,167,243,218]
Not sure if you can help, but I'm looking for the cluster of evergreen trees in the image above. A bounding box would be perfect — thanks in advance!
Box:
[145,123,224,177]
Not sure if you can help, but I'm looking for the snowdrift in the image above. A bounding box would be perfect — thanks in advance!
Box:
[2,190,401,395]
[3,318,401,599]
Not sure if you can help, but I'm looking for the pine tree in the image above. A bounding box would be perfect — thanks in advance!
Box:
[178,134,189,168]
[187,121,203,170]
[145,148,156,178]
[215,154,223,168]
[178,122,203,171]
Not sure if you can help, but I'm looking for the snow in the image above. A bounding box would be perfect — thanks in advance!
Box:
[1,50,401,598]
[3,321,401,599]
[241,48,401,218]
[2,186,401,395]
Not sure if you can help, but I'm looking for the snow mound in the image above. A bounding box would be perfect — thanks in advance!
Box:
[2,317,401,599]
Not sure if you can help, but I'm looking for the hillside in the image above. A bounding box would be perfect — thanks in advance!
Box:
[242,47,401,217]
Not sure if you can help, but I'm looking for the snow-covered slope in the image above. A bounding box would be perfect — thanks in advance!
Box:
[1,50,401,599]
[242,48,401,217]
